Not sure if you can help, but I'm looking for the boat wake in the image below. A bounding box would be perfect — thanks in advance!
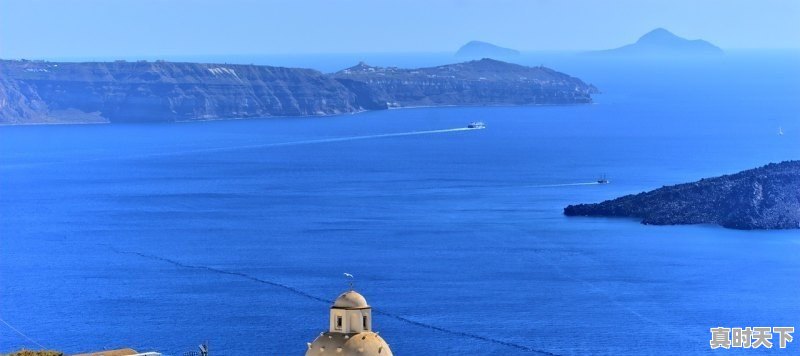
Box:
[172,127,476,155]
[1,127,478,170]
[106,245,557,355]
[520,182,601,188]
[394,181,604,195]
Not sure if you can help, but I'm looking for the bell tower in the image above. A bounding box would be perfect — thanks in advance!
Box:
[306,288,393,355]
[329,290,372,333]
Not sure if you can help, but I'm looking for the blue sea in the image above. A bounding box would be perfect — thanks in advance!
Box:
[1,52,799,355]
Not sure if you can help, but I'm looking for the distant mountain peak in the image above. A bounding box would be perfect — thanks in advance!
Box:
[455,41,520,59]
[341,61,379,73]
[637,28,682,43]
[589,28,723,56]
[464,40,488,46]
[646,27,671,34]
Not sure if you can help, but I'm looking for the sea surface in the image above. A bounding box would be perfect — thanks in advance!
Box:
[1,52,799,355]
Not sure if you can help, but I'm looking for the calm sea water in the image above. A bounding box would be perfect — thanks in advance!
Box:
[1,52,799,355]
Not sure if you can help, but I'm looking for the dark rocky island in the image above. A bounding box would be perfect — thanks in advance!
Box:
[588,28,723,56]
[0,58,596,124]
[564,161,800,230]
[455,41,520,59]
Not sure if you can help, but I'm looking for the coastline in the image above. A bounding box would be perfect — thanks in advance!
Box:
[0,102,597,127]
[1,58,597,127]
[564,160,800,230]
[0,120,110,127]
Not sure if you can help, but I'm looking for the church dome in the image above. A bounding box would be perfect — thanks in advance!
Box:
[333,290,369,309]
[306,288,390,355]
[306,332,392,356]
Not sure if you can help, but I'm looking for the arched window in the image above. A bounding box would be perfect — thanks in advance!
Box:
[336,315,343,330]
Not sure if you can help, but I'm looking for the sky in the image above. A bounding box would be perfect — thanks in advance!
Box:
[1,0,798,59]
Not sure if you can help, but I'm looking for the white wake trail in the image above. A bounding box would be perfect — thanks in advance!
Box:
[162,127,475,155]
[1,127,479,170]
[519,182,601,188]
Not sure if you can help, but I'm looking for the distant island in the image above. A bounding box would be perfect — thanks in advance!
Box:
[455,41,520,59]
[587,28,723,56]
[564,161,800,230]
[0,59,595,124]
[333,59,596,108]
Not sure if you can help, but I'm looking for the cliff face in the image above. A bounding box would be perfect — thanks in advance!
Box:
[0,60,372,123]
[334,59,597,107]
[564,161,800,230]
[0,75,51,123]
[0,59,596,124]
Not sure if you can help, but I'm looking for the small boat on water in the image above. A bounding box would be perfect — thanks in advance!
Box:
[467,121,486,129]
[778,126,784,136]
[597,175,610,184]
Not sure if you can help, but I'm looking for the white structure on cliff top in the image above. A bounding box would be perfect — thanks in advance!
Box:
[305,290,393,356]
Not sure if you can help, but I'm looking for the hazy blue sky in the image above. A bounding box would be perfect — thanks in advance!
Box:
[2,0,798,58]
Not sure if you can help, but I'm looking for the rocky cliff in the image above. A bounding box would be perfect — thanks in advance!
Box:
[564,161,800,230]
[334,59,597,108]
[0,60,371,123]
[0,59,596,124]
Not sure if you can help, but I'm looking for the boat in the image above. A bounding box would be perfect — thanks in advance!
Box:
[467,121,486,129]
[597,174,610,184]
[779,126,784,135]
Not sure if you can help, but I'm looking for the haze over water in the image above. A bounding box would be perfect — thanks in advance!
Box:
[1,52,799,355]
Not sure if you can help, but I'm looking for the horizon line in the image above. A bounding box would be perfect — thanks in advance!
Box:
[4,47,800,62]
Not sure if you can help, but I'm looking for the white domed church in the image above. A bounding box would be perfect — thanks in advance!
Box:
[305,290,393,355]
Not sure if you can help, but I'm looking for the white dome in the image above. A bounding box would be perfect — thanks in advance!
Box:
[333,290,369,309]
[306,332,392,356]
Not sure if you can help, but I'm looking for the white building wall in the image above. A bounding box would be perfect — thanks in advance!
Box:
[329,308,372,333]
